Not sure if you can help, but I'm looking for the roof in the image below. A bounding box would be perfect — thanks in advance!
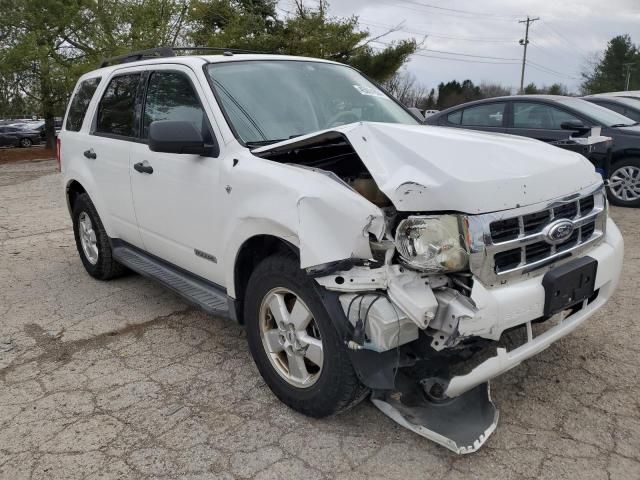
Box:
[590,91,640,98]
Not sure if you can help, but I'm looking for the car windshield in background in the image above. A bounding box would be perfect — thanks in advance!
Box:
[607,96,640,109]
[206,60,418,145]
[555,97,636,127]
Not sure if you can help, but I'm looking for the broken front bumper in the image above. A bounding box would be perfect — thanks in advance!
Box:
[449,217,623,397]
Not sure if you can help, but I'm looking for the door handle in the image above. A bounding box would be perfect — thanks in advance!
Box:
[133,161,153,174]
[83,149,97,159]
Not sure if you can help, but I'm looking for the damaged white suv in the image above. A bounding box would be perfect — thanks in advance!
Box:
[60,49,624,453]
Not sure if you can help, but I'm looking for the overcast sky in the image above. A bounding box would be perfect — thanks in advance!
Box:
[277,0,640,93]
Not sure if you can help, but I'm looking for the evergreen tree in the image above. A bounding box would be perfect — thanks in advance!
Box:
[582,35,640,93]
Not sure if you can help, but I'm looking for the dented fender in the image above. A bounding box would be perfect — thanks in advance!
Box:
[221,151,385,297]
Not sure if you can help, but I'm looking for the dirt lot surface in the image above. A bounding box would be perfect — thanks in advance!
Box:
[0,146,54,165]
[1,159,639,479]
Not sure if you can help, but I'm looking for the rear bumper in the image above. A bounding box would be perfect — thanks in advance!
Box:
[445,218,624,398]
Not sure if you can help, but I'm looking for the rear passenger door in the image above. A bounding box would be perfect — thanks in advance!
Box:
[86,70,145,247]
[129,65,225,283]
[444,102,507,134]
[509,101,584,142]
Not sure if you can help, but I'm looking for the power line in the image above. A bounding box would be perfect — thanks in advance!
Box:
[369,0,519,22]
[538,22,591,61]
[371,41,520,64]
[372,39,520,61]
[420,48,519,61]
[413,53,520,65]
[526,61,578,80]
[358,19,516,43]
[393,0,522,20]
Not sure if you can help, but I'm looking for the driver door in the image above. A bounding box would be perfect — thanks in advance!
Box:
[129,66,227,284]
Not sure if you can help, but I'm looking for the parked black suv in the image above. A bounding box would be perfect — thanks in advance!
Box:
[426,95,640,208]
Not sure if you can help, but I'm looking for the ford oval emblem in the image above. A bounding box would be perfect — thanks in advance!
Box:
[545,219,575,244]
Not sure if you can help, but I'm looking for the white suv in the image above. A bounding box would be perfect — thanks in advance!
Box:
[59,48,624,454]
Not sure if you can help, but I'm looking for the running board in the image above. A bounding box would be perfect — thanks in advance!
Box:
[112,244,229,317]
[371,382,498,454]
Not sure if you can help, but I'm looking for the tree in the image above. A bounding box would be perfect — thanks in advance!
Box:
[436,79,482,109]
[383,71,429,107]
[524,82,539,94]
[546,83,568,95]
[479,82,511,98]
[189,0,416,82]
[582,35,640,93]
[0,0,416,148]
[424,88,436,109]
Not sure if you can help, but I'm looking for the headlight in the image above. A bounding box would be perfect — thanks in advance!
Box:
[394,215,469,272]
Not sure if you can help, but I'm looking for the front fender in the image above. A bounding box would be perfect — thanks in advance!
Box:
[220,154,385,297]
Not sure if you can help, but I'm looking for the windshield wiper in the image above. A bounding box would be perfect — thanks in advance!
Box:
[245,139,287,148]
[246,135,303,149]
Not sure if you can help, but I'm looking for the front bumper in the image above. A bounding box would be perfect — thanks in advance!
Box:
[446,217,623,397]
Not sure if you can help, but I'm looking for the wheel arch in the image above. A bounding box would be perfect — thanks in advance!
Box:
[230,234,300,324]
[65,179,88,215]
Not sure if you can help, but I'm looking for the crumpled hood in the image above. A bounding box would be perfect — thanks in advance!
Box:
[254,122,602,214]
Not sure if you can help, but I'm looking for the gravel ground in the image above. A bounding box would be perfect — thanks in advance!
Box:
[1,159,639,480]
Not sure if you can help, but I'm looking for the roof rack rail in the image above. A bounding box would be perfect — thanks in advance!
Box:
[172,47,269,55]
[99,46,272,68]
[99,47,176,68]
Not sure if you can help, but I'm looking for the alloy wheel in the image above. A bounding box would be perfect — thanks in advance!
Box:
[259,287,324,388]
[78,212,99,265]
[609,165,640,202]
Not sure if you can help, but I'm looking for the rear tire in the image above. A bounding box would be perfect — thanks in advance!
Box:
[607,158,640,208]
[244,253,368,417]
[19,137,32,148]
[72,193,127,280]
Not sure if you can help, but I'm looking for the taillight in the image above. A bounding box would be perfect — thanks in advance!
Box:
[56,137,61,172]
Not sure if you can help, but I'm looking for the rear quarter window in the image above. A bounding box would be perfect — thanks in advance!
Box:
[65,77,101,132]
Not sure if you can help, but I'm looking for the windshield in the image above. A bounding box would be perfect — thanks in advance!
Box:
[607,97,640,109]
[555,97,636,127]
[206,60,418,145]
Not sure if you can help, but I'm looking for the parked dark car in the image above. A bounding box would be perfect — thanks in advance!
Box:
[426,95,640,207]
[583,95,640,123]
[0,126,42,148]
[22,120,62,139]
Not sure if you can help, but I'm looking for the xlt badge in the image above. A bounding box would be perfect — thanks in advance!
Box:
[194,249,217,263]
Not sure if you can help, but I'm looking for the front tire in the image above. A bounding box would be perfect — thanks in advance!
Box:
[244,254,367,417]
[72,193,126,280]
[607,158,640,208]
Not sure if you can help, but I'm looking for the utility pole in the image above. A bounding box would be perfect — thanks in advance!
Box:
[623,63,634,91]
[518,16,539,94]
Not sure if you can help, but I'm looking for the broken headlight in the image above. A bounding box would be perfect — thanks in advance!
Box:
[394,215,469,272]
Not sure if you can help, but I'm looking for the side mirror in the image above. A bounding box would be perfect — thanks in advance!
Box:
[148,120,214,155]
[560,120,590,135]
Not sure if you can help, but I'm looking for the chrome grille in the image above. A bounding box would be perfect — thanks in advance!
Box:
[467,185,607,285]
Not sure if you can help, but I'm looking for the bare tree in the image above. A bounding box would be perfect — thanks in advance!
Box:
[479,82,511,98]
[384,71,429,108]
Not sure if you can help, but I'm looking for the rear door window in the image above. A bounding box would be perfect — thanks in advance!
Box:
[95,74,142,138]
[65,77,101,131]
[460,103,506,127]
[513,102,581,129]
